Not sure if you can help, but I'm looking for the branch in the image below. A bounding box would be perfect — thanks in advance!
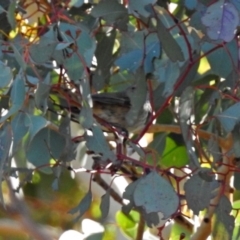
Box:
[147,124,233,150]
[92,173,123,205]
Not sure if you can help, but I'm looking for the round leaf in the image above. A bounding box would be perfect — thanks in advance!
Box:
[133,171,179,218]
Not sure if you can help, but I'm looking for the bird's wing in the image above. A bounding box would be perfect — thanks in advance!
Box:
[92,92,131,107]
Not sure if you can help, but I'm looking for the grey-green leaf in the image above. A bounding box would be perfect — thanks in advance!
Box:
[216,102,240,132]
[0,123,12,205]
[11,112,29,152]
[26,128,66,173]
[7,0,16,29]
[91,0,127,24]
[100,190,110,219]
[133,171,179,218]
[0,61,13,88]
[30,36,58,64]
[213,195,234,239]
[0,74,25,123]
[128,0,157,18]
[156,16,184,62]
[184,172,220,215]
[69,190,92,221]
[35,82,51,113]
[85,125,116,162]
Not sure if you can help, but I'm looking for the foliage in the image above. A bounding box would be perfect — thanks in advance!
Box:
[0,0,240,239]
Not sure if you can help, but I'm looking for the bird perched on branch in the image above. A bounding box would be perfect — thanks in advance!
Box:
[50,85,152,133]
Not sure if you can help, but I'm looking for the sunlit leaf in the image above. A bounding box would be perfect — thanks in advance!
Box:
[201,1,239,42]
[133,171,179,218]
[115,211,139,239]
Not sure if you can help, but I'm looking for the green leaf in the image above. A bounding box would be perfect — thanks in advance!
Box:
[115,211,139,239]
[233,171,240,190]
[55,41,74,50]
[100,190,110,219]
[63,53,84,81]
[0,74,25,123]
[51,178,59,191]
[26,128,66,173]
[69,190,92,221]
[11,44,27,70]
[85,125,116,162]
[91,0,127,24]
[69,0,84,8]
[0,123,12,204]
[77,30,96,68]
[0,4,6,14]
[7,0,16,29]
[216,102,240,132]
[154,57,180,96]
[11,112,29,152]
[148,133,166,157]
[58,117,75,162]
[232,200,240,239]
[179,86,200,168]
[213,195,234,239]
[128,0,157,17]
[156,9,184,62]
[0,61,13,88]
[62,26,96,80]
[122,179,141,214]
[29,36,58,64]
[0,131,11,159]
[85,233,104,240]
[28,115,48,141]
[35,82,51,113]
[125,69,148,127]
[143,212,160,228]
[93,30,116,91]
[160,137,188,167]
[128,141,146,158]
[133,171,179,218]
[202,41,238,78]
[184,170,220,215]
[79,78,94,128]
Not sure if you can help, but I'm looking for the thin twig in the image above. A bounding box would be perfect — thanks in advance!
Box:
[136,212,145,240]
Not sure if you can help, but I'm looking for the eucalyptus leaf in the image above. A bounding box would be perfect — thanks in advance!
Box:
[100,190,110,219]
[0,74,25,123]
[69,190,92,221]
[0,61,12,88]
[133,171,179,218]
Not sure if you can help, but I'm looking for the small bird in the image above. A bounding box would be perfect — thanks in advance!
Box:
[50,85,151,133]
[91,86,151,133]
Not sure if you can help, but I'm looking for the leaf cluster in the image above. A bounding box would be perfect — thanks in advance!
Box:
[0,0,240,239]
